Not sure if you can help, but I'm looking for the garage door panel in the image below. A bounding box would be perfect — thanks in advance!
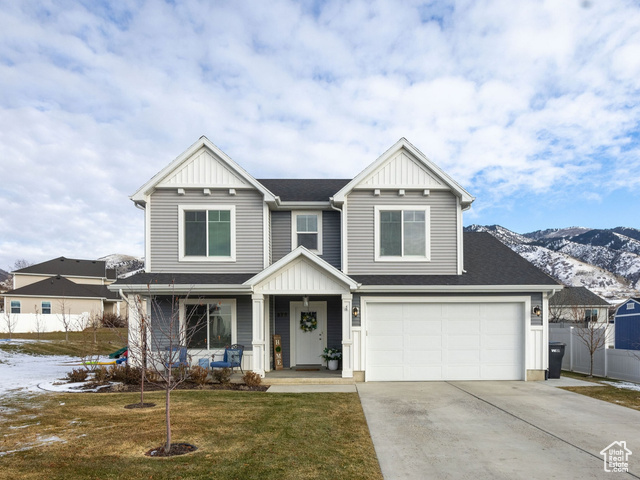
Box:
[366,301,524,381]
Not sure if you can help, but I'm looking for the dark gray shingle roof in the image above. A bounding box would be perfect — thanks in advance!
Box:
[257,179,351,202]
[113,273,254,286]
[7,276,120,300]
[15,257,109,278]
[549,286,610,307]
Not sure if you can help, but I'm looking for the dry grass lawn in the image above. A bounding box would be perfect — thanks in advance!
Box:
[0,329,127,357]
[0,390,382,480]
[559,371,640,411]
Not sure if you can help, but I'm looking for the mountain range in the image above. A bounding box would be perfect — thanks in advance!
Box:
[465,225,640,302]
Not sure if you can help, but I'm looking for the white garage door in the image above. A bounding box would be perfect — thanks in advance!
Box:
[365,301,524,381]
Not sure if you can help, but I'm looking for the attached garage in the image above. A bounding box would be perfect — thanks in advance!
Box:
[364,297,526,381]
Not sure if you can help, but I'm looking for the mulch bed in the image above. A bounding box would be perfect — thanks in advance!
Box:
[145,443,198,457]
[124,402,157,409]
[92,382,269,393]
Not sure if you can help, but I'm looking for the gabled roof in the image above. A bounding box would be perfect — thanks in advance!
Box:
[14,257,109,278]
[257,179,351,202]
[332,138,475,207]
[6,276,120,300]
[549,286,610,307]
[130,136,277,205]
[244,246,360,292]
[352,232,560,289]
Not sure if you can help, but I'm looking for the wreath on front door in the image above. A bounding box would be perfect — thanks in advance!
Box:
[300,312,318,332]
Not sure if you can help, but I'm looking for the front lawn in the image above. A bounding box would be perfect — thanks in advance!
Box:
[559,371,640,411]
[0,390,382,480]
[0,328,127,357]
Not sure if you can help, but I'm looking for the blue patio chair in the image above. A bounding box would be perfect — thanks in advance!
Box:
[164,345,189,369]
[210,344,244,373]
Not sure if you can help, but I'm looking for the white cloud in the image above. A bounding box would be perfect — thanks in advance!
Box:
[0,0,639,268]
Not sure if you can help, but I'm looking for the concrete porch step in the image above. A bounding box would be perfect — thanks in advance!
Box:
[263,376,356,385]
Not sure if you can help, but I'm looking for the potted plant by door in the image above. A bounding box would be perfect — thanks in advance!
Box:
[320,347,342,370]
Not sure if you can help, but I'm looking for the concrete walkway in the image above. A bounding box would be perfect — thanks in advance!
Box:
[358,381,640,479]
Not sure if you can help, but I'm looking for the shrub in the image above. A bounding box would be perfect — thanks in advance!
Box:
[212,367,232,384]
[189,366,210,387]
[242,371,262,387]
[109,365,143,385]
[94,366,109,383]
[67,368,88,383]
[101,313,127,328]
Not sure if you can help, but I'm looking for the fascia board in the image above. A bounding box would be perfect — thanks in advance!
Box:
[333,138,475,205]
[356,284,564,293]
[130,136,277,203]
[111,284,252,295]
[6,293,110,301]
[273,201,332,210]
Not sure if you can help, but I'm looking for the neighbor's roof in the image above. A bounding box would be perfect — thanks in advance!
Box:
[549,286,610,307]
[352,232,560,287]
[14,256,113,279]
[6,276,120,300]
[257,179,351,202]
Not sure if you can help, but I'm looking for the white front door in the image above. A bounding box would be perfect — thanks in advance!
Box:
[290,301,327,366]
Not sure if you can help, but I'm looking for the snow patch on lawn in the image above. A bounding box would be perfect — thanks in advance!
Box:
[602,381,640,392]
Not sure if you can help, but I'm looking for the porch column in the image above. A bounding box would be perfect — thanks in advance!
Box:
[341,293,354,378]
[251,293,266,377]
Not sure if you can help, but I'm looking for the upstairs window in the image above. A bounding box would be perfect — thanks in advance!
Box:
[585,309,598,322]
[179,205,236,261]
[11,301,20,314]
[375,206,430,261]
[42,301,51,315]
[628,303,635,310]
[292,212,322,254]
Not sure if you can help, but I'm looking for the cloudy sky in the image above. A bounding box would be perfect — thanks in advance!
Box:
[1,0,639,270]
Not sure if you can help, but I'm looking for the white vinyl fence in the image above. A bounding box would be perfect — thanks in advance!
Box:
[1,312,90,334]
[550,325,640,383]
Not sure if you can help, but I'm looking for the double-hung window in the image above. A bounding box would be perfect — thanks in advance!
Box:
[183,299,236,350]
[292,212,322,253]
[42,301,51,315]
[10,301,20,314]
[375,205,430,261]
[585,309,598,322]
[179,205,236,261]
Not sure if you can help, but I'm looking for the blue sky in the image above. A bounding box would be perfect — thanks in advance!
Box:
[1,0,639,269]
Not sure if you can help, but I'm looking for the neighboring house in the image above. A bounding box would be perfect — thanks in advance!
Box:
[113,136,561,381]
[614,298,640,350]
[548,286,611,324]
[2,257,122,333]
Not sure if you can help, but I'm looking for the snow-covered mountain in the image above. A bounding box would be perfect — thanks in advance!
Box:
[466,225,640,301]
[99,254,144,278]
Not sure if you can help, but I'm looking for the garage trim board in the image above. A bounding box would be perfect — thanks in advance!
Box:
[361,296,531,382]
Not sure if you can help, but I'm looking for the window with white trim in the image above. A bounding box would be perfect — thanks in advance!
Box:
[292,211,322,253]
[374,205,430,261]
[42,301,51,315]
[11,301,20,314]
[585,309,598,322]
[628,303,635,310]
[178,205,236,261]
[184,299,236,350]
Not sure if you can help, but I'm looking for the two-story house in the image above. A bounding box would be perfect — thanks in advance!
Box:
[113,136,561,381]
[3,257,122,333]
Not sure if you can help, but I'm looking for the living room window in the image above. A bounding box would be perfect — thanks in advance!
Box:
[183,299,236,350]
[374,205,430,261]
[42,301,51,315]
[292,211,322,254]
[11,301,20,314]
[179,205,236,261]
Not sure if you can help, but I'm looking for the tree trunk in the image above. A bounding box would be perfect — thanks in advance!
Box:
[164,385,171,453]
[140,368,145,405]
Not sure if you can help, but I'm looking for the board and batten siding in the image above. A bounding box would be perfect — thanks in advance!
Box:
[346,190,458,275]
[270,210,341,269]
[149,189,264,273]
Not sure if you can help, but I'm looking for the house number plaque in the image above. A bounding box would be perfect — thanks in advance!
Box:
[273,334,283,370]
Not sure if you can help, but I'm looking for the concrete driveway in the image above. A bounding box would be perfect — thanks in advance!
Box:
[358,381,640,479]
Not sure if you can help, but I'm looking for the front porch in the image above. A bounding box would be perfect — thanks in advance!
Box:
[263,367,355,385]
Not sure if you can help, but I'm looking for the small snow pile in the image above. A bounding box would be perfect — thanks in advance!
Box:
[602,381,640,392]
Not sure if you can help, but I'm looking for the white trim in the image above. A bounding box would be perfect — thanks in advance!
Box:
[360,295,530,382]
[180,297,237,349]
[275,201,331,210]
[112,284,252,295]
[374,205,431,262]
[289,301,327,367]
[456,196,463,275]
[263,204,270,269]
[177,205,236,262]
[144,194,151,272]
[291,211,323,255]
[342,196,348,274]
[357,284,563,293]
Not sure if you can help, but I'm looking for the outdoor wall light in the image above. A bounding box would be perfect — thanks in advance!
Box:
[533,305,541,316]
[303,296,309,307]
[352,306,360,317]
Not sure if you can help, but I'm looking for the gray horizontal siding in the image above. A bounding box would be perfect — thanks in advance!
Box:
[271,211,291,263]
[347,190,458,275]
[149,189,264,273]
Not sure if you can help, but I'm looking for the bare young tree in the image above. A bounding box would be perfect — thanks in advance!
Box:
[569,304,611,377]
[548,302,564,324]
[1,310,19,339]
[33,305,45,340]
[57,297,73,342]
